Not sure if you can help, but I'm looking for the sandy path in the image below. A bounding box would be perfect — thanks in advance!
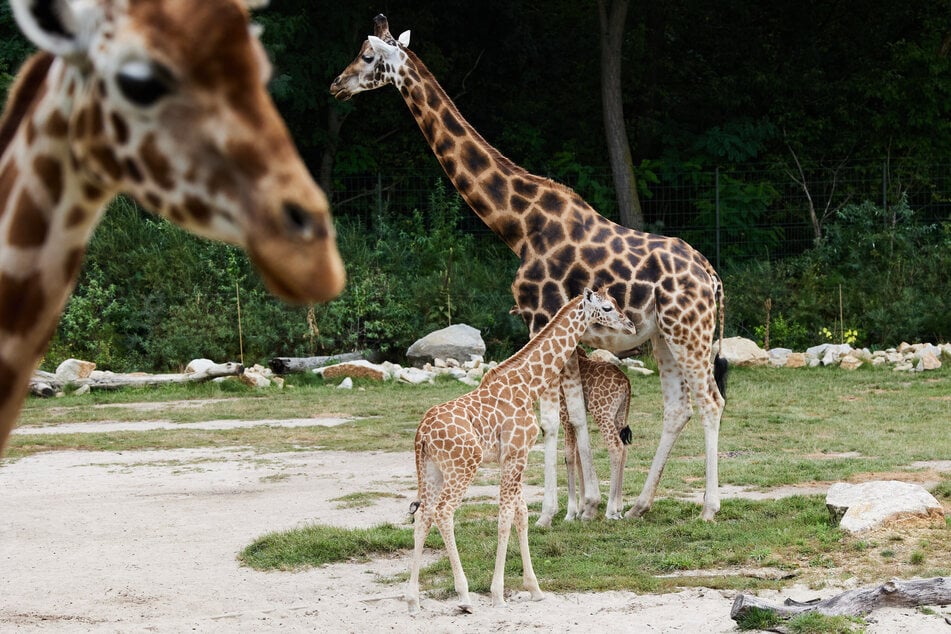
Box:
[2,424,948,632]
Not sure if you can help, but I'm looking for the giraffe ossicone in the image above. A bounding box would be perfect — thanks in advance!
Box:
[333,14,728,523]
[406,288,635,614]
[0,0,346,454]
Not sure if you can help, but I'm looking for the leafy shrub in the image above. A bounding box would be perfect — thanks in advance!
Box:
[725,198,950,348]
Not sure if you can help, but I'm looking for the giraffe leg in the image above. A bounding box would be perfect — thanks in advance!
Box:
[491,450,531,606]
[562,355,600,520]
[514,489,544,601]
[405,454,442,614]
[406,506,434,614]
[536,384,561,527]
[561,400,581,521]
[607,385,632,519]
[432,442,480,612]
[626,337,692,519]
[686,357,725,521]
[603,414,625,520]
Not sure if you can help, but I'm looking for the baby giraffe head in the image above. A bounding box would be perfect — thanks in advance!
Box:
[10,0,345,303]
[329,14,411,101]
[582,288,636,335]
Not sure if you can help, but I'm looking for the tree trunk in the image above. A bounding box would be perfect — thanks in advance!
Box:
[29,362,244,393]
[598,0,643,230]
[268,352,365,375]
[731,577,951,624]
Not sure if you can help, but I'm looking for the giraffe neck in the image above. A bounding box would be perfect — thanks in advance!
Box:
[395,50,546,254]
[484,295,587,398]
[0,54,113,442]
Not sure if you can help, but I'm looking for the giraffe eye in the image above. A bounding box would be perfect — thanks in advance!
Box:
[117,61,175,107]
[361,54,374,64]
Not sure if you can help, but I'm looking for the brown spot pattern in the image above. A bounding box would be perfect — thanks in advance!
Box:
[8,190,48,247]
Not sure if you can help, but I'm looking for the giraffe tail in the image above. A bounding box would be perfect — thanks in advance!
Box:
[712,269,729,400]
[618,425,632,445]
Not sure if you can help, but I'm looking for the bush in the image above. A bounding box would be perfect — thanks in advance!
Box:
[724,198,951,348]
[49,186,526,371]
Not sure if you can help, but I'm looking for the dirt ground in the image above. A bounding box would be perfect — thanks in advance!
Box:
[2,416,949,633]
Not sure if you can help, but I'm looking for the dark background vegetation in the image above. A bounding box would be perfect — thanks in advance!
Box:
[1,2,948,370]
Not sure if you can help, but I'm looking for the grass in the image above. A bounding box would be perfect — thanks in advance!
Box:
[8,362,951,613]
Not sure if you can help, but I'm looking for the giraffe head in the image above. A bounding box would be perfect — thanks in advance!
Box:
[9,0,345,303]
[329,14,411,100]
[581,288,636,335]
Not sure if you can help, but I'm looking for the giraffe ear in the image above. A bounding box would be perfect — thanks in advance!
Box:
[367,35,399,58]
[398,30,411,48]
[10,0,86,58]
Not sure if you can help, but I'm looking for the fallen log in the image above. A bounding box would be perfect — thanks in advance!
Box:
[29,362,244,394]
[268,353,364,375]
[731,577,950,624]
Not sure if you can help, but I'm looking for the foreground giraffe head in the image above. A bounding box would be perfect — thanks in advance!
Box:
[329,14,410,100]
[8,0,345,303]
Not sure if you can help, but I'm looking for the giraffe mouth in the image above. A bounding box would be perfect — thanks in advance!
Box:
[329,79,353,101]
[251,245,346,305]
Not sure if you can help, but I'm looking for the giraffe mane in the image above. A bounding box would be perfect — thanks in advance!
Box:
[403,46,585,203]
[484,293,586,383]
[0,52,54,159]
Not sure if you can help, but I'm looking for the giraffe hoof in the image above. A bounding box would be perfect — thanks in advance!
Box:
[624,503,649,518]
[456,603,474,614]
[535,515,553,528]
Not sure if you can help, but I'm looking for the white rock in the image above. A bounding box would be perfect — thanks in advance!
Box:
[768,348,792,368]
[714,336,768,367]
[398,367,435,385]
[336,377,353,390]
[588,349,622,365]
[826,481,944,533]
[55,358,96,381]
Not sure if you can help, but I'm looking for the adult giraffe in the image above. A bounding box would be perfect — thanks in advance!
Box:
[331,15,727,523]
[0,0,346,455]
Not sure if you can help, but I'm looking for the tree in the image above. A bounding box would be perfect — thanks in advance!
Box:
[598,0,643,229]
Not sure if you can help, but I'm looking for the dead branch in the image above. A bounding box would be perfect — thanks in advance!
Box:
[731,577,951,624]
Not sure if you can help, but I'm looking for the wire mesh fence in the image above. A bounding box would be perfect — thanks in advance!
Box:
[328,161,951,268]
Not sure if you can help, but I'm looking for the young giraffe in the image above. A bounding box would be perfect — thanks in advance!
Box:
[0,0,346,454]
[511,303,633,521]
[332,16,728,524]
[406,288,635,614]
[560,347,633,521]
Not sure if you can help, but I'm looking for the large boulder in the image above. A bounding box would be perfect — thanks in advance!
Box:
[714,336,768,367]
[406,324,485,367]
[826,480,945,533]
[55,358,96,381]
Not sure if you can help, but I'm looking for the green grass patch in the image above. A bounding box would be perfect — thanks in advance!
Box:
[240,523,412,569]
[240,495,844,595]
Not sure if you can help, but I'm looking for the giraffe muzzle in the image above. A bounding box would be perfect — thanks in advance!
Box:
[248,200,346,304]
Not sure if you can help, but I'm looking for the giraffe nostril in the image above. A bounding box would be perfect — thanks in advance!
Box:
[282,202,315,239]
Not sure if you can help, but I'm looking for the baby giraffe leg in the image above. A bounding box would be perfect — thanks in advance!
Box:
[561,405,582,520]
[514,491,543,600]
[406,507,434,614]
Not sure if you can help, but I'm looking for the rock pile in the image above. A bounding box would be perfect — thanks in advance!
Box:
[314,356,497,388]
[718,337,949,371]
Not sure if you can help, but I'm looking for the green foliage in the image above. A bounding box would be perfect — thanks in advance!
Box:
[724,198,950,346]
[312,180,524,358]
[48,198,314,371]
